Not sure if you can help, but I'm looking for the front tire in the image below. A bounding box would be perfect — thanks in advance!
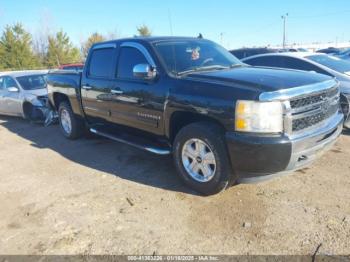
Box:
[58,101,84,139]
[173,122,235,195]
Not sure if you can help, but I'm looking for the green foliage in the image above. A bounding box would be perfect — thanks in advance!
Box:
[82,32,105,59]
[45,30,81,68]
[136,24,152,37]
[0,23,40,70]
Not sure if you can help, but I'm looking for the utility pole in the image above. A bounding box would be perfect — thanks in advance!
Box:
[281,13,288,49]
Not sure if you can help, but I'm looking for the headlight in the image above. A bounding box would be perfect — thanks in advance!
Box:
[235,100,283,133]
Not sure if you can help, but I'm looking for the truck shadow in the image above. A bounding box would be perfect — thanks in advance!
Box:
[0,116,198,195]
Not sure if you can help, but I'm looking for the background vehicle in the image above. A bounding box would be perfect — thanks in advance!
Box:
[336,48,350,61]
[58,63,84,71]
[47,37,343,195]
[229,47,277,59]
[279,48,298,53]
[317,47,343,55]
[279,48,310,52]
[242,52,350,128]
[0,70,51,121]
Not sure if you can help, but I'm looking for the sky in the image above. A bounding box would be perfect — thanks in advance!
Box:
[0,0,349,49]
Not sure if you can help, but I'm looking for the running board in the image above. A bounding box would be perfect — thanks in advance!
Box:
[90,128,171,155]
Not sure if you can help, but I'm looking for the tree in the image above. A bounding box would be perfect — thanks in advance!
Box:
[81,32,105,59]
[0,23,40,70]
[136,24,152,37]
[45,30,81,68]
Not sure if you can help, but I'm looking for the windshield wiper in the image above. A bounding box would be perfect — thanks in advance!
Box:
[177,65,229,76]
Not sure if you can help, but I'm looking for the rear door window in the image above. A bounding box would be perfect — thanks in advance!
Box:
[88,48,115,78]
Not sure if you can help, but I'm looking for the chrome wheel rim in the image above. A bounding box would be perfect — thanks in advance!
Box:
[60,109,72,135]
[181,138,216,183]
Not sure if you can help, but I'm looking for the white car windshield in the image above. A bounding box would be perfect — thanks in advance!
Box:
[16,74,47,90]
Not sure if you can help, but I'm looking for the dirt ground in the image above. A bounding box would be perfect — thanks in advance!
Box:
[0,116,349,256]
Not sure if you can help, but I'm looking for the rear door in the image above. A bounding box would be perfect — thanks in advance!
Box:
[81,44,118,125]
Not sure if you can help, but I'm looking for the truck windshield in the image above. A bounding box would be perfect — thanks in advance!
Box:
[16,75,47,90]
[307,55,350,74]
[153,39,243,75]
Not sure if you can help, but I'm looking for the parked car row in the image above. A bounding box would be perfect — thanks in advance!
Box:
[230,46,350,60]
[0,37,346,195]
[229,47,312,59]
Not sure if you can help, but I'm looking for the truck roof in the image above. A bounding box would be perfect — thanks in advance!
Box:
[92,36,206,47]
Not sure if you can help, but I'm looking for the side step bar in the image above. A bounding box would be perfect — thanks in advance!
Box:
[90,128,171,155]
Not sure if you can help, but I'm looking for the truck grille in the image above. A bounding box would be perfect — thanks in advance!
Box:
[290,86,340,132]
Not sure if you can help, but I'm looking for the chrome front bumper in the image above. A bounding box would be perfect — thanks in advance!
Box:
[286,111,343,171]
[237,111,343,184]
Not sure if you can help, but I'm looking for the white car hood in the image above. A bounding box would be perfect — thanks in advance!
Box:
[22,88,48,97]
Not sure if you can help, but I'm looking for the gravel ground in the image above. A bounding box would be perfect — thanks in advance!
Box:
[0,116,349,255]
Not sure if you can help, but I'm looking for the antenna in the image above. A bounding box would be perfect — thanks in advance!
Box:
[168,9,174,36]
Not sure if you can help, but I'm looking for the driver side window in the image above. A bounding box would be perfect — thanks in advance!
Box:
[116,47,148,79]
[4,76,18,89]
[0,77,4,90]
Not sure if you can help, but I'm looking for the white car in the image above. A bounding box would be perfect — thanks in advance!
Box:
[336,48,350,61]
[0,70,51,121]
[242,52,350,129]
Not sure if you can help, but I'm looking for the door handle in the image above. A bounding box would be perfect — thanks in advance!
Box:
[111,89,123,94]
[82,85,92,90]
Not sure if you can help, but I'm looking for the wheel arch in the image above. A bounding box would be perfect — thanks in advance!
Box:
[167,110,226,144]
[52,92,70,110]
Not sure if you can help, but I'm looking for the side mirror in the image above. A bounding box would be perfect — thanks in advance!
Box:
[133,64,157,80]
[7,86,19,92]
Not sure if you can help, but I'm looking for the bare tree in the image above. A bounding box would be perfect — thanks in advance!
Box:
[32,8,54,65]
[106,28,122,40]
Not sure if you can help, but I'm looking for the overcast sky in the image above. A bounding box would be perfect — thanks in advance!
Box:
[0,0,349,49]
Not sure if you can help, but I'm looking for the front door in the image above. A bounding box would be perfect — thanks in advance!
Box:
[110,42,166,135]
[0,76,22,116]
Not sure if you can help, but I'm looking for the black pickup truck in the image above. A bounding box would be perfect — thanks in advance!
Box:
[47,37,343,195]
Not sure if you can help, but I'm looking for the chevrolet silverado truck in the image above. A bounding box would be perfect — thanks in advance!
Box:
[47,37,343,195]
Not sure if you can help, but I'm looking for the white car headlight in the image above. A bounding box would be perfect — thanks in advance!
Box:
[235,100,283,133]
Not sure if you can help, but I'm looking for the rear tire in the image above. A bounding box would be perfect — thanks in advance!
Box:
[58,101,84,139]
[173,122,235,195]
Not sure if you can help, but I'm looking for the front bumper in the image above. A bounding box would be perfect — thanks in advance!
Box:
[342,93,350,128]
[226,111,344,183]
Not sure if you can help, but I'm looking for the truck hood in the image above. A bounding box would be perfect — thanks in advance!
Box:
[185,66,332,92]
